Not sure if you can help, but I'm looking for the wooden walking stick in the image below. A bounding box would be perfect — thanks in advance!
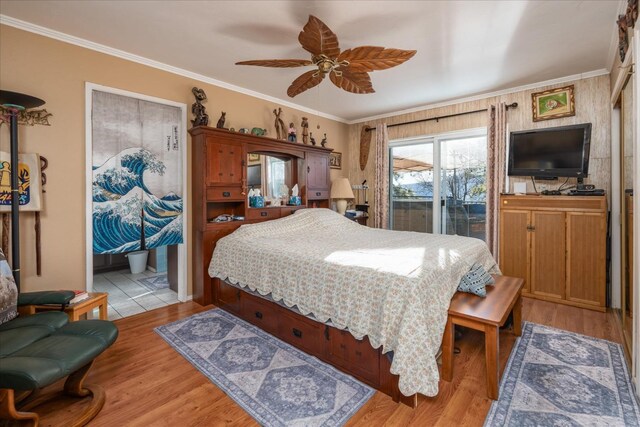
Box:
[35,156,48,276]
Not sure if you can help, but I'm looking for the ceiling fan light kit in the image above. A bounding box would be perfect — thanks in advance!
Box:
[236,15,416,97]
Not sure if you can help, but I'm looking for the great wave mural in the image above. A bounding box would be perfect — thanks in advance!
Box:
[92,90,183,255]
[93,148,183,253]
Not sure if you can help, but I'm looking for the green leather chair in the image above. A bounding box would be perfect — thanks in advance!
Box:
[0,254,118,426]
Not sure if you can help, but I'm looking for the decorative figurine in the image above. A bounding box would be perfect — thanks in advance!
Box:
[229,127,235,132]
[239,128,250,134]
[273,107,286,139]
[190,87,209,127]
[321,133,328,148]
[216,111,226,129]
[251,127,267,136]
[309,132,316,146]
[301,117,309,144]
[287,122,297,142]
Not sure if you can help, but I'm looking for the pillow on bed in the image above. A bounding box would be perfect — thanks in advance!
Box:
[457,263,495,297]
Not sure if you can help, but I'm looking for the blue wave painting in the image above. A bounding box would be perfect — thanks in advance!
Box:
[93,148,183,254]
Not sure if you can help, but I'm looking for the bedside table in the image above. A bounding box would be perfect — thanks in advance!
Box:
[346,214,368,226]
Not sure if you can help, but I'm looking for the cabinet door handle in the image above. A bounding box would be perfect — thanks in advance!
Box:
[307,166,311,173]
[260,211,267,217]
[223,192,230,197]
[316,192,321,196]
[292,328,303,338]
[255,311,263,319]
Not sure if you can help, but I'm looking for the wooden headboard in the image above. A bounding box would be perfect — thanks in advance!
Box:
[188,126,333,305]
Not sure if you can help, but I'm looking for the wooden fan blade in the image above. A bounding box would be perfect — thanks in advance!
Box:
[298,15,340,59]
[287,70,325,97]
[338,46,417,72]
[329,68,374,94]
[235,59,313,67]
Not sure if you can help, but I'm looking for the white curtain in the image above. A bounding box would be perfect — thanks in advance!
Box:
[374,123,389,229]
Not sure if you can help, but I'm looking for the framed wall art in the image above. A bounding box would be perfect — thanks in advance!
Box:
[531,85,575,122]
[330,151,342,169]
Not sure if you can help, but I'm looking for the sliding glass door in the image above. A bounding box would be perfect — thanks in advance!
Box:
[390,143,435,233]
[390,129,488,240]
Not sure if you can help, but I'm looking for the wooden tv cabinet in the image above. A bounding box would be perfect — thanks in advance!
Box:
[499,194,607,311]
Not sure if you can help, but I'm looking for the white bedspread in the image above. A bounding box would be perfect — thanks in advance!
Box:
[208,208,499,396]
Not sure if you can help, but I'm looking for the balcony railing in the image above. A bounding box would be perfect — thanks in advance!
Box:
[391,198,486,240]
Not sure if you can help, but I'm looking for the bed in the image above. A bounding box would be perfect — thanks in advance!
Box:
[208,208,499,399]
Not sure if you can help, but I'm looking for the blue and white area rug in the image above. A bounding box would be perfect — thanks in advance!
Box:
[138,274,169,291]
[155,308,374,426]
[485,322,640,426]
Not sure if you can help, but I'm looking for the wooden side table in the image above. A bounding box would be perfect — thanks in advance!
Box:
[24,292,109,321]
[441,276,523,400]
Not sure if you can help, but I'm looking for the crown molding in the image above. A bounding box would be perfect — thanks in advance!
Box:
[0,14,349,124]
[1,14,612,126]
[348,69,610,124]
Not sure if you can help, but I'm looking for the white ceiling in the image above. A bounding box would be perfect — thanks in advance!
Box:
[0,1,620,122]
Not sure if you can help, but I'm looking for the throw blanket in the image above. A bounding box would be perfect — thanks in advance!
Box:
[209,208,499,397]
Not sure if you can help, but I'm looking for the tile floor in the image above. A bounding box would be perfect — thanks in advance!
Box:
[93,269,180,320]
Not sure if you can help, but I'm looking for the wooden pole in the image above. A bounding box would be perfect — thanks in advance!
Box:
[1,214,8,255]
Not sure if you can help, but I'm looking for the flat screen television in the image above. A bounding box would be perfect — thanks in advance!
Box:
[508,123,591,179]
[247,164,261,187]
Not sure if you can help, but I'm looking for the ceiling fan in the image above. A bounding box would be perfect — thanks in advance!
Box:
[236,15,417,97]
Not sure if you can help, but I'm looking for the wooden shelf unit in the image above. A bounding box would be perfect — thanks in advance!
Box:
[499,194,607,311]
[189,126,333,306]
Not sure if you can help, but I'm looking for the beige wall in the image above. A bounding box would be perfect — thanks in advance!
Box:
[348,74,611,220]
[0,24,350,294]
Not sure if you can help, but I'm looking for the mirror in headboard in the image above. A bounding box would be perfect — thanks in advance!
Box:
[247,153,294,200]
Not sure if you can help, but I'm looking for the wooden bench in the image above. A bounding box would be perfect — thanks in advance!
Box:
[442,275,524,400]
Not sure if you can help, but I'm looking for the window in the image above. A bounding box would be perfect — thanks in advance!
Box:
[389,128,488,240]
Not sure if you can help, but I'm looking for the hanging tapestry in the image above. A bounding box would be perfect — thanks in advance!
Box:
[92,91,183,254]
[0,152,43,212]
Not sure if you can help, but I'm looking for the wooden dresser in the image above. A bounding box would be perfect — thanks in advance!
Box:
[499,194,607,311]
[189,126,333,306]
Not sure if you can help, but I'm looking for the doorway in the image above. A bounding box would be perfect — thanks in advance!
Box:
[85,83,188,319]
[389,129,488,239]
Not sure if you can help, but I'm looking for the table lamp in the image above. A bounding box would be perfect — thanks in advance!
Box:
[331,178,354,215]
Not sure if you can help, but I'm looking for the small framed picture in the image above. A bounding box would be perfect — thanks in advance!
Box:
[248,153,260,162]
[330,151,342,169]
[531,85,575,122]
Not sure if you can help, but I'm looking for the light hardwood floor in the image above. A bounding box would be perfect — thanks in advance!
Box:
[34,298,622,426]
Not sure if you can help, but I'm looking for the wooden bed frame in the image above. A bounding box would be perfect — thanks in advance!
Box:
[190,127,524,407]
[212,277,418,407]
[190,126,418,405]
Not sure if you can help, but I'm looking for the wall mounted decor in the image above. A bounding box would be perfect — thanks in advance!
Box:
[617,0,638,62]
[360,126,372,171]
[0,152,43,212]
[330,151,342,170]
[531,85,575,122]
